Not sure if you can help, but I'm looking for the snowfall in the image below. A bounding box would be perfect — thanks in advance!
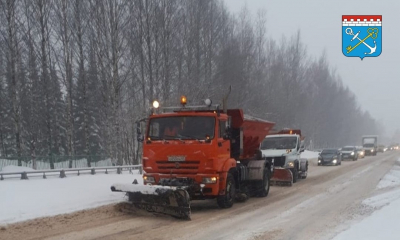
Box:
[1,151,400,240]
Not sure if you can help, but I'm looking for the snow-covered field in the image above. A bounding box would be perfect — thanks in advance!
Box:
[0,166,142,224]
[333,158,400,240]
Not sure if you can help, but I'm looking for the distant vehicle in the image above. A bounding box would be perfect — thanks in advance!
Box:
[318,149,341,166]
[362,135,378,156]
[341,146,358,161]
[377,145,385,153]
[356,146,365,159]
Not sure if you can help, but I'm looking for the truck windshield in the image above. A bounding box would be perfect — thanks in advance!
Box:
[148,116,215,140]
[260,137,297,150]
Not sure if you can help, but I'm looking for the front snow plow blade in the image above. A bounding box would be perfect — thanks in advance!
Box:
[111,183,191,220]
[270,168,293,186]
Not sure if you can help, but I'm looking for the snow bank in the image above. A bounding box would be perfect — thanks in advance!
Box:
[333,158,400,240]
[376,158,400,189]
[300,150,319,159]
[333,190,400,240]
[0,172,143,224]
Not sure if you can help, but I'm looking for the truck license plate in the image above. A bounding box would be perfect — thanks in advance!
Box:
[168,156,186,162]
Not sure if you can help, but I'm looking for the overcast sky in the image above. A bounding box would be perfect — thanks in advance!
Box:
[224,0,400,137]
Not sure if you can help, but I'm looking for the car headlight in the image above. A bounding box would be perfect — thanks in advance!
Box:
[143,175,155,183]
[333,159,337,163]
[371,149,374,152]
[287,162,295,168]
[318,160,321,163]
[350,152,354,155]
[202,177,217,184]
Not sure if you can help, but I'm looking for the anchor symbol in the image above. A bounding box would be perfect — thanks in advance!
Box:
[345,28,379,55]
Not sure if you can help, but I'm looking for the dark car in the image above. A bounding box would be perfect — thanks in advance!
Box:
[318,148,342,166]
[341,146,358,161]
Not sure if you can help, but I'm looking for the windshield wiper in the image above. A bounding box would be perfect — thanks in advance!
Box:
[178,134,204,142]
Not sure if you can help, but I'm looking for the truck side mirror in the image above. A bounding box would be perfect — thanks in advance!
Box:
[136,121,144,143]
[223,127,231,140]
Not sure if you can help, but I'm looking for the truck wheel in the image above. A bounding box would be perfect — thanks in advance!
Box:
[257,170,270,197]
[291,168,298,183]
[301,163,308,179]
[217,173,235,208]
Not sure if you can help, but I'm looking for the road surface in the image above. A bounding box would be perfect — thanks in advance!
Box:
[2,151,399,240]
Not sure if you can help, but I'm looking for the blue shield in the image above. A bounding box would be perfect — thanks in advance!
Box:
[342,15,382,60]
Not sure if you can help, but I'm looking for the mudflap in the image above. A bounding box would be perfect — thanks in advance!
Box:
[111,184,191,220]
[270,168,293,186]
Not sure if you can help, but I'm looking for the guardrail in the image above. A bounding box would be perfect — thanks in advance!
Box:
[0,165,142,180]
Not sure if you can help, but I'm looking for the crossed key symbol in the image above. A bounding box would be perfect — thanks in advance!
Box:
[345,28,379,55]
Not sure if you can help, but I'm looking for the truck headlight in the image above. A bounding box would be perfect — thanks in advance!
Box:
[202,177,217,184]
[143,175,155,183]
[350,152,354,155]
[287,162,295,168]
[371,149,374,152]
[318,160,321,163]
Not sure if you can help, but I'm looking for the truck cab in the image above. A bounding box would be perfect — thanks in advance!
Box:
[362,135,378,156]
[260,129,308,185]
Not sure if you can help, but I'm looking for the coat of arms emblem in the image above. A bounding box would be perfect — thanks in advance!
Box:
[342,15,382,60]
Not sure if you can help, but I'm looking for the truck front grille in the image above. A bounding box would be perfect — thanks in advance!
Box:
[265,156,286,167]
[156,160,200,172]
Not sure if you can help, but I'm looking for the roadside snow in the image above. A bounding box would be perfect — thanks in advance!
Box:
[300,150,319,159]
[333,191,400,240]
[333,158,400,240]
[376,158,400,189]
[0,171,142,224]
[0,158,113,171]
[1,165,36,173]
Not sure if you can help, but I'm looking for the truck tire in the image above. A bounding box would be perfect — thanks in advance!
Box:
[217,173,235,208]
[291,168,298,183]
[301,163,308,179]
[257,170,270,197]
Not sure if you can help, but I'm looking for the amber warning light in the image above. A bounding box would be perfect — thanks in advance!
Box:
[180,96,187,106]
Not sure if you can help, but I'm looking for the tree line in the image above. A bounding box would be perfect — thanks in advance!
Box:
[0,0,380,168]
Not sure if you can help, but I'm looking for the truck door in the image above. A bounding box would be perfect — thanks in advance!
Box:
[217,120,230,159]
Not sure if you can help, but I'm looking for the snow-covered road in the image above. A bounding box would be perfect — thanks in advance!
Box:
[1,151,400,240]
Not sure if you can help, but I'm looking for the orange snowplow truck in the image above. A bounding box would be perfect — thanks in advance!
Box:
[111,97,275,219]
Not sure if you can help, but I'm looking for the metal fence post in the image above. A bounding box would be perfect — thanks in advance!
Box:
[60,170,66,178]
[21,172,28,180]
